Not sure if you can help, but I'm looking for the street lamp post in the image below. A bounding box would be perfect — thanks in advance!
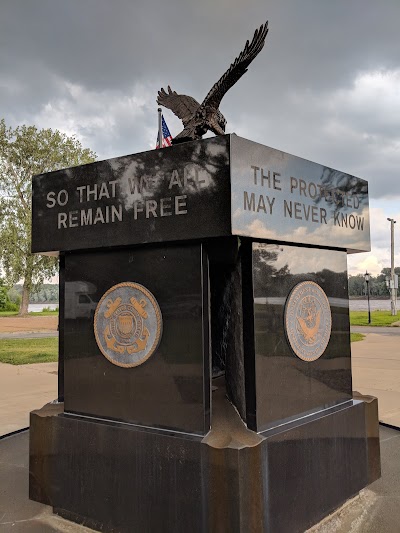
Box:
[387,218,397,316]
[364,271,371,324]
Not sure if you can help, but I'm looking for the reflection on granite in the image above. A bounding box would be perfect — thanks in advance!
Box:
[231,135,370,252]
[32,136,231,254]
[250,242,351,431]
[29,395,379,533]
[63,243,210,435]
[32,134,370,255]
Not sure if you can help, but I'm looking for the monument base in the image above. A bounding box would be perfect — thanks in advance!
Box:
[29,384,380,533]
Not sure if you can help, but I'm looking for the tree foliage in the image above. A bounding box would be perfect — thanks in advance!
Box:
[13,283,59,303]
[0,119,96,314]
[0,277,18,311]
[0,286,7,310]
[348,268,400,297]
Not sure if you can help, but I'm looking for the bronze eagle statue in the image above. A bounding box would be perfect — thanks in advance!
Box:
[157,21,269,144]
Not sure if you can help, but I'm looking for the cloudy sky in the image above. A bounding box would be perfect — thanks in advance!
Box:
[1,0,399,276]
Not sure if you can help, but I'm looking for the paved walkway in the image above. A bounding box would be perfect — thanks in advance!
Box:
[0,430,95,532]
[0,317,59,436]
[0,331,58,339]
[352,325,400,335]
[352,331,400,427]
[309,425,400,533]
[0,362,58,436]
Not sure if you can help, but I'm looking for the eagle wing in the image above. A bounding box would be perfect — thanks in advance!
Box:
[297,316,312,342]
[297,311,321,343]
[200,21,268,110]
[157,86,200,126]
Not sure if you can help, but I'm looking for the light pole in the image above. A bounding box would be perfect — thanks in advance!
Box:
[387,218,397,316]
[364,271,371,324]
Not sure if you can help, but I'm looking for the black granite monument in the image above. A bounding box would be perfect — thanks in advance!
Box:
[29,134,380,533]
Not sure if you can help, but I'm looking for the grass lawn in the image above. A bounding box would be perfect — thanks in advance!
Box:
[0,329,363,365]
[350,310,400,326]
[350,332,365,342]
[0,309,59,317]
[0,337,58,364]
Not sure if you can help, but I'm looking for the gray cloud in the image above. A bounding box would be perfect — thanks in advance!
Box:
[1,0,400,204]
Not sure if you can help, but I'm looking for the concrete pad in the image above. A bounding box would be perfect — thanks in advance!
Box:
[0,317,58,333]
[0,332,58,339]
[0,362,57,437]
[352,333,400,427]
[1,426,398,533]
[0,431,95,532]
[309,426,400,533]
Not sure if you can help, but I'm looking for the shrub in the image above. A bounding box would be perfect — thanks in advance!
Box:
[4,301,18,311]
[0,287,7,310]
[0,287,18,311]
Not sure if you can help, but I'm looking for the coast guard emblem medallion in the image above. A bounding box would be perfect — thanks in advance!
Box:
[94,282,162,368]
[284,281,332,362]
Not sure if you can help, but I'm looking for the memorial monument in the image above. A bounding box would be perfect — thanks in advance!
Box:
[29,21,380,533]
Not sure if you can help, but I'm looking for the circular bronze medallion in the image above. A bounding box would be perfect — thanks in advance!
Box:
[94,282,162,368]
[284,281,332,362]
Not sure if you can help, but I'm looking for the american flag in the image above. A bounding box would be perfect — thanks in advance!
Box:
[156,115,173,148]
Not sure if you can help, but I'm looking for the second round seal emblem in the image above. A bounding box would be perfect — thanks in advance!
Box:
[284,281,332,362]
[94,282,162,368]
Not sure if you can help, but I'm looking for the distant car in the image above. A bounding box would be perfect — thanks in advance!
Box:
[65,281,97,319]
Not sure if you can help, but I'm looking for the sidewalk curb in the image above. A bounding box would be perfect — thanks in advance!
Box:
[379,422,400,432]
[0,426,29,440]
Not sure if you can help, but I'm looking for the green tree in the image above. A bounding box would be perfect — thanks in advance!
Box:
[0,286,7,310]
[0,278,17,311]
[0,120,96,315]
[348,274,366,296]
[377,267,400,297]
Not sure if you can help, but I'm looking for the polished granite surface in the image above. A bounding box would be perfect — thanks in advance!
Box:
[247,242,351,431]
[32,136,231,254]
[27,394,380,533]
[231,135,370,252]
[63,243,210,435]
[32,135,370,255]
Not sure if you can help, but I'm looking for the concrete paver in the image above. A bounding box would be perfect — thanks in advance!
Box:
[352,325,400,335]
[0,332,58,339]
[0,430,95,532]
[0,362,58,436]
[309,425,400,533]
[352,332,400,427]
[0,317,59,436]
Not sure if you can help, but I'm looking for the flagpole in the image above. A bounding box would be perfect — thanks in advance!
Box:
[158,108,163,148]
